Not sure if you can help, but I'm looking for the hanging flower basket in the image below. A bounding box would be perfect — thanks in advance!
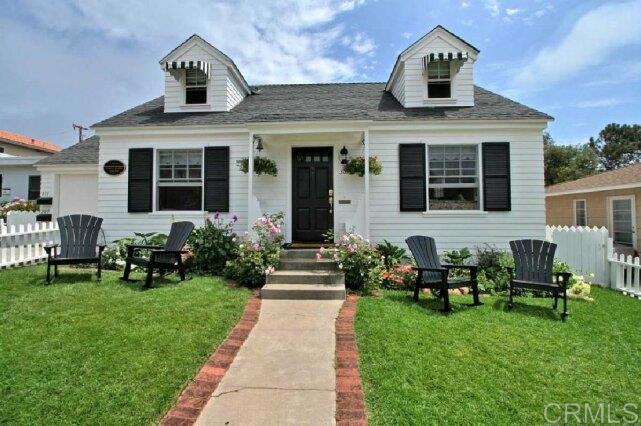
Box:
[342,156,383,177]
[237,157,278,177]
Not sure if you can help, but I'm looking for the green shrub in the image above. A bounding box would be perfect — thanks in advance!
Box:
[377,240,410,269]
[188,213,238,274]
[102,232,167,271]
[224,212,284,287]
[319,233,384,293]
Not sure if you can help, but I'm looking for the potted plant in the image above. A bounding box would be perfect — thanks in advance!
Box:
[237,157,278,177]
[342,156,383,177]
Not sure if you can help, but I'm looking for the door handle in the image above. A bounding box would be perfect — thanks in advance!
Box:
[329,190,334,214]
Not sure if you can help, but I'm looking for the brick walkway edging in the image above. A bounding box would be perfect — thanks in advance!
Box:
[161,291,261,426]
[336,293,368,426]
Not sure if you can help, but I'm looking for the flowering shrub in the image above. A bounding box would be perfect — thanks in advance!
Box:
[568,273,594,301]
[224,212,284,287]
[0,198,38,219]
[381,263,416,289]
[188,213,238,274]
[318,233,384,293]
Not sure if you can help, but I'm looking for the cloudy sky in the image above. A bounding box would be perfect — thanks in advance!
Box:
[1,0,640,148]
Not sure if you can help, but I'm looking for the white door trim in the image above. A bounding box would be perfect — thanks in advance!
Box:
[608,194,637,248]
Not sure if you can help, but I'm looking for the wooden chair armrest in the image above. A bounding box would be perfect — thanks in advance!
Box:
[126,244,164,250]
[412,266,447,272]
[151,249,188,255]
[442,264,477,272]
[44,244,59,255]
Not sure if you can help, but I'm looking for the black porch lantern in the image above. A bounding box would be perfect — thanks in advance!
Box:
[254,136,264,154]
[340,145,349,164]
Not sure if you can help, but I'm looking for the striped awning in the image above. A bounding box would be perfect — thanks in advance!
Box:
[422,51,469,70]
[164,60,211,78]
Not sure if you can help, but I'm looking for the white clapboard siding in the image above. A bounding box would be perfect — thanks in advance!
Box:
[97,132,249,242]
[546,225,611,286]
[0,221,59,268]
[368,128,546,251]
[6,211,39,227]
[610,254,641,299]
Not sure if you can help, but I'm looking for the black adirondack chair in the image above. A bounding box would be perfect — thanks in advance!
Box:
[44,215,105,285]
[508,239,572,321]
[406,236,482,313]
[121,221,194,288]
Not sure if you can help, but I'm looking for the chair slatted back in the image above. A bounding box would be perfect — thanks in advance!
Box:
[509,239,557,284]
[164,222,195,251]
[57,215,103,259]
[406,235,442,283]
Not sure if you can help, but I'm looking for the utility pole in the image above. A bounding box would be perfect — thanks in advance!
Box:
[72,123,88,143]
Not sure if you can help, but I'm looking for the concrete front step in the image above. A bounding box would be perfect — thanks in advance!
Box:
[280,249,321,260]
[278,259,338,271]
[261,284,346,300]
[267,270,345,285]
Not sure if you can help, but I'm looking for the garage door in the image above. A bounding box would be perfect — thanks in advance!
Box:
[58,174,98,217]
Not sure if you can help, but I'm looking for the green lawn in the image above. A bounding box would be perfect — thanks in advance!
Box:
[356,288,641,425]
[0,265,249,425]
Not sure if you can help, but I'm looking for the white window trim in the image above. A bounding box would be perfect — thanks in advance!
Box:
[422,143,482,213]
[573,199,587,226]
[154,148,206,213]
[424,61,456,101]
[183,69,208,106]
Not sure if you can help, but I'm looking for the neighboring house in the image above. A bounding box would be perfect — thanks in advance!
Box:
[0,130,61,202]
[59,25,550,249]
[35,136,100,218]
[546,163,641,254]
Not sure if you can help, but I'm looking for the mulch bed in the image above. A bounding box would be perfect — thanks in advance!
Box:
[160,291,261,426]
[335,293,368,426]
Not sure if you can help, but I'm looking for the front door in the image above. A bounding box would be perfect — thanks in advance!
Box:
[292,147,333,242]
[610,195,637,248]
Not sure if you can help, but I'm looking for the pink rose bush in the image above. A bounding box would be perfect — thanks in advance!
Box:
[0,197,38,219]
[318,233,384,293]
[224,212,284,287]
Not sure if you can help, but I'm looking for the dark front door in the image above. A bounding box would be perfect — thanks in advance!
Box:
[292,147,333,242]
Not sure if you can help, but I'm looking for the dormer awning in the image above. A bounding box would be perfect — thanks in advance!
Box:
[164,60,211,78]
[421,51,469,70]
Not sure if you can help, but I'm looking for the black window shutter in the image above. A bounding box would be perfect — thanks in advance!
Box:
[128,148,153,213]
[204,147,229,212]
[399,143,426,212]
[482,142,511,211]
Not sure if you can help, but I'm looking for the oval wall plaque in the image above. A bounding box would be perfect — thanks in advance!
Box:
[103,160,126,176]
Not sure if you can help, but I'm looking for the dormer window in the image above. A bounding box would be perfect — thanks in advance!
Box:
[426,61,451,99]
[185,69,207,104]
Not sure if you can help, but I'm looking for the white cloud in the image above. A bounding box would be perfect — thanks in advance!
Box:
[461,1,470,8]
[0,0,369,145]
[484,0,500,16]
[576,98,623,108]
[342,32,376,55]
[401,31,412,39]
[505,8,520,16]
[515,0,641,85]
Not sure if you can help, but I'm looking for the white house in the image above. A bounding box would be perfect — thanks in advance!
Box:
[44,26,551,250]
[0,130,61,203]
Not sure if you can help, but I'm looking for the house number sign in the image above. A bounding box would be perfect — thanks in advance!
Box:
[103,160,126,176]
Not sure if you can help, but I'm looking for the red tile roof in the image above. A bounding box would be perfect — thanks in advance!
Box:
[546,162,641,195]
[0,130,61,154]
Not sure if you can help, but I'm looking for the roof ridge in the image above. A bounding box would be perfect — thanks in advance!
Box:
[547,162,641,191]
[254,82,385,87]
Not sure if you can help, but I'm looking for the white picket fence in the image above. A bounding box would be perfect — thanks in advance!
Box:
[610,254,641,298]
[546,226,612,286]
[0,221,60,268]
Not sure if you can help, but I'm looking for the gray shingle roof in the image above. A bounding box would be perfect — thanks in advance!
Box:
[93,84,551,128]
[36,136,99,165]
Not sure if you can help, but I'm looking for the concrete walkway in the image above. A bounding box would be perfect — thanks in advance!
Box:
[195,299,343,426]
